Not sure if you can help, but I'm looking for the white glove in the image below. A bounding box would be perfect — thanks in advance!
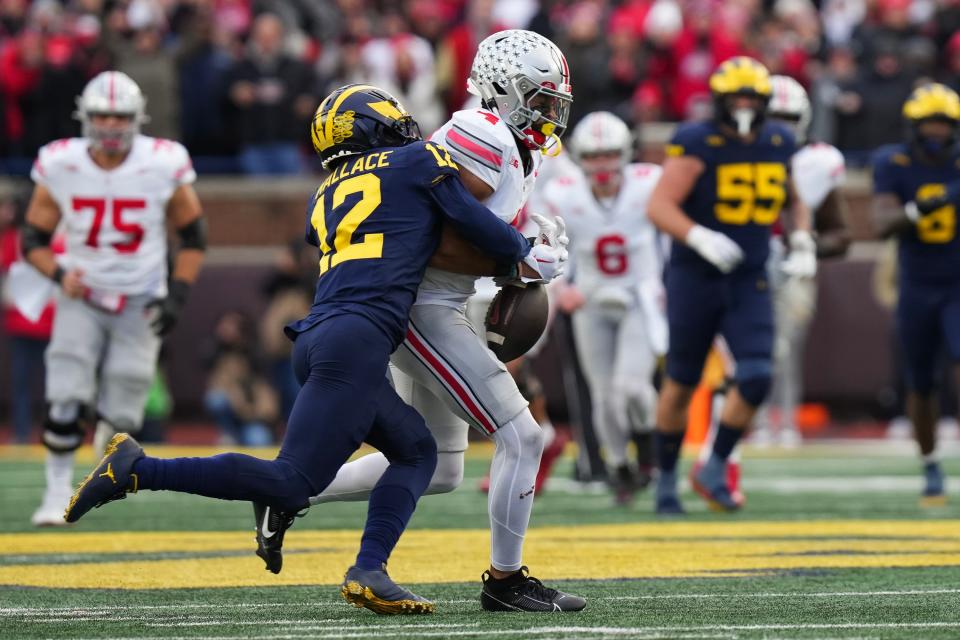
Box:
[780,230,817,279]
[531,212,569,250]
[685,224,744,274]
[521,242,568,283]
[904,201,921,223]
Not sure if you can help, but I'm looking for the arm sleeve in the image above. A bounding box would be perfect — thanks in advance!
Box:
[427,175,531,265]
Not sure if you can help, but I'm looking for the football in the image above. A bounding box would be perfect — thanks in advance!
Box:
[484,282,549,362]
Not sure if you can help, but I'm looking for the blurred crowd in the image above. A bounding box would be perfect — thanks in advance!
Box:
[1,0,959,173]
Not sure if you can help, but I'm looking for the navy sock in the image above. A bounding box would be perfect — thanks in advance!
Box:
[133,453,313,513]
[712,422,745,461]
[654,430,685,474]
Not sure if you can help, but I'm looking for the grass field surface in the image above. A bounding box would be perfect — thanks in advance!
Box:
[1,440,959,639]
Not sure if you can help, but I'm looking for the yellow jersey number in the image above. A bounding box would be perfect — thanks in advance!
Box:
[425,142,457,170]
[714,162,787,225]
[310,173,383,275]
[915,183,956,244]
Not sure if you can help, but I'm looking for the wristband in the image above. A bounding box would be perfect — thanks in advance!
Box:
[52,266,66,284]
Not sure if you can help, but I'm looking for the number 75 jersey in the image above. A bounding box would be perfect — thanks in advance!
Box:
[31,135,196,297]
[540,163,663,292]
[666,120,796,272]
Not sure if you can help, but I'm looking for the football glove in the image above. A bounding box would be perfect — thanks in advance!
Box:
[531,212,569,250]
[520,242,567,284]
[146,279,190,336]
[780,230,817,279]
[685,224,744,273]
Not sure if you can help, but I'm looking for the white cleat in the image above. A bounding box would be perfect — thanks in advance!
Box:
[779,428,802,449]
[31,491,73,527]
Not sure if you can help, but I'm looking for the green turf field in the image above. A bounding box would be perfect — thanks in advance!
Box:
[2,440,959,639]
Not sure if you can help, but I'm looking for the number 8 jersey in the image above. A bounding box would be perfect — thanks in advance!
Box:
[30,135,196,297]
[666,120,795,272]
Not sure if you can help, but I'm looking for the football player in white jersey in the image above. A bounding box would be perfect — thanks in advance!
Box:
[20,71,205,526]
[541,111,666,505]
[754,75,850,447]
[276,30,586,612]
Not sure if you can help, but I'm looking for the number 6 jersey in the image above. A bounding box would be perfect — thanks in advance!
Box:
[31,135,196,297]
[540,163,663,294]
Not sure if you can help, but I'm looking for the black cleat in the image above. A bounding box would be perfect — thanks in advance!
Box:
[254,502,301,574]
[341,565,434,614]
[64,433,143,523]
[481,566,586,612]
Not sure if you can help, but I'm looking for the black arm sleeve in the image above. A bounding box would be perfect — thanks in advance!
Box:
[427,176,531,265]
[176,217,208,251]
[20,223,54,257]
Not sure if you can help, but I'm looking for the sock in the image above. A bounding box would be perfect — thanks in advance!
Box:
[923,452,939,466]
[488,413,543,572]
[312,452,390,504]
[654,430,684,474]
[133,453,314,513]
[712,422,745,461]
[632,431,653,471]
[45,450,75,494]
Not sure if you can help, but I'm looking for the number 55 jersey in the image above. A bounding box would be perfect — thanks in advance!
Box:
[666,120,796,273]
[31,135,196,298]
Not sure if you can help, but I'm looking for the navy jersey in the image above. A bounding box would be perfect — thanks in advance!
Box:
[666,120,796,272]
[872,143,960,284]
[286,141,531,347]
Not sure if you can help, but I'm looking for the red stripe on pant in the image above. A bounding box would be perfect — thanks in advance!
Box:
[405,328,497,435]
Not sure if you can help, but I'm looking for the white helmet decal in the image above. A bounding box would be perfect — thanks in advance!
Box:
[768,75,811,144]
[75,71,148,153]
[467,29,573,152]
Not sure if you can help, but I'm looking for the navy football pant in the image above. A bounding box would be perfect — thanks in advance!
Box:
[134,314,437,568]
[897,278,960,394]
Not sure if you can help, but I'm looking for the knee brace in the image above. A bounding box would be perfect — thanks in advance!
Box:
[736,359,773,407]
[42,417,84,453]
[427,451,465,494]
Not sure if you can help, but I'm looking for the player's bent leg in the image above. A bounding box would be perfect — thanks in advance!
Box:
[33,405,86,527]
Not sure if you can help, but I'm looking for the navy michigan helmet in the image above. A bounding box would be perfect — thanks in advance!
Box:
[311,84,422,169]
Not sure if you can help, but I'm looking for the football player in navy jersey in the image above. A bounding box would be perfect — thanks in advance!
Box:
[62,85,567,613]
[647,58,814,514]
[871,83,960,506]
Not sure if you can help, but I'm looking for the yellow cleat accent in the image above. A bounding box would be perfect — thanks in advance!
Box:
[920,494,948,508]
[98,463,116,484]
[340,581,434,615]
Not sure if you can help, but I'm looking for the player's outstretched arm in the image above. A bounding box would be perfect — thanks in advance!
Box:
[428,174,530,267]
[429,166,500,275]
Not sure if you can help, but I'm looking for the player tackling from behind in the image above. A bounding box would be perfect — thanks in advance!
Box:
[871,83,960,506]
[647,58,814,514]
[541,111,667,505]
[21,71,205,526]
[262,30,587,612]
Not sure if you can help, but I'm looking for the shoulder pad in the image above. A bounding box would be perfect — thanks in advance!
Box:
[146,137,196,185]
[666,122,714,158]
[31,138,83,184]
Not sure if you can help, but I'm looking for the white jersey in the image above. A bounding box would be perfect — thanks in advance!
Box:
[31,134,196,297]
[792,142,845,212]
[419,108,542,307]
[541,163,663,296]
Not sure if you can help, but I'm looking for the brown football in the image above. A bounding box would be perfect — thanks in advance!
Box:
[484,283,549,362]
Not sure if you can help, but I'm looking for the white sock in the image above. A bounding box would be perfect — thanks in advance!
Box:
[923,452,939,465]
[311,450,466,505]
[45,450,75,495]
[488,412,544,572]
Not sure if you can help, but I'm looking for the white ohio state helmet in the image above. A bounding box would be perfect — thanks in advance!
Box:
[768,75,811,143]
[467,29,573,152]
[570,111,633,165]
[75,71,148,152]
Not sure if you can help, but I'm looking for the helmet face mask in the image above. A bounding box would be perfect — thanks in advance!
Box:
[468,30,573,153]
[709,57,772,138]
[75,71,148,155]
[311,84,422,170]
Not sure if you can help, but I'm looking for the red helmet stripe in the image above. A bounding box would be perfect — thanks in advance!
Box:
[108,72,115,111]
